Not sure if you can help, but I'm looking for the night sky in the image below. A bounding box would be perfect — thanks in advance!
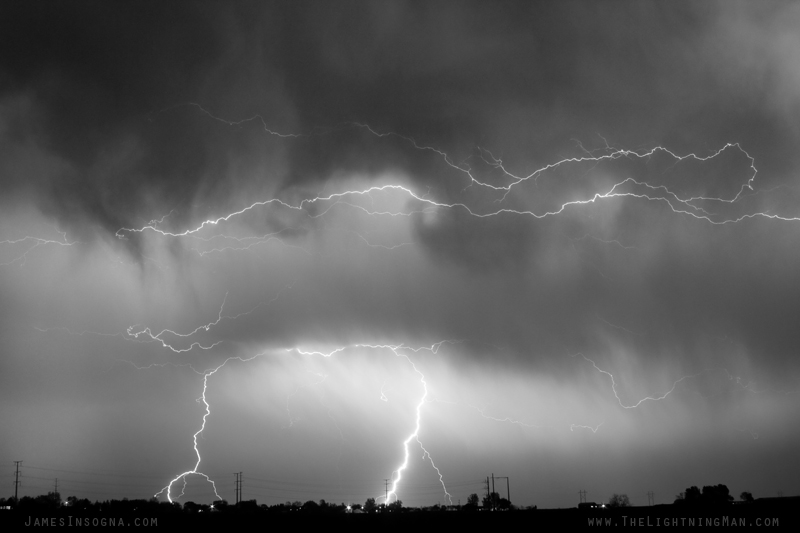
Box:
[2,0,799,508]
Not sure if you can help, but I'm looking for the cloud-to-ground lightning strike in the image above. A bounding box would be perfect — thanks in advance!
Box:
[154,352,267,502]
[11,3,800,513]
[383,347,451,505]
[292,342,454,505]
[15,106,769,504]
[138,328,457,504]
[107,110,800,505]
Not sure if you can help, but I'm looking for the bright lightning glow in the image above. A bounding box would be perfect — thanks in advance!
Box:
[27,107,795,505]
[154,352,267,502]
[114,113,800,253]
[293,342,455,505]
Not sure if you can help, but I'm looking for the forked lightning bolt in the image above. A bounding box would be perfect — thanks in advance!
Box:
[19,106,798,504]
[154,352,269,502]
[114,106,800,250]
[576,353,706,409]
[1,231,78,267]
[147,340,456,504]
[293,342,454,505]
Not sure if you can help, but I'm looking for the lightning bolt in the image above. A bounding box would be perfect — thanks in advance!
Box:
[383,349,448,505]
[380,381,391,402]
[292,342,455,506]
[154,352,267,502]
[432,396,605,435]
[0,231,79,266]
[27,107,797,505]
[570,423,604,433]
[149,103,304,138]
[127,283,294,353]
[575,353,704,409]
[114,109,800,253]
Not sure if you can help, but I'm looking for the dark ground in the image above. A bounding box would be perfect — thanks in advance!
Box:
[2,499,797,529]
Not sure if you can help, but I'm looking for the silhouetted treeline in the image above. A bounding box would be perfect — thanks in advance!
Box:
[2,490,797,529]
[674,484,735,506]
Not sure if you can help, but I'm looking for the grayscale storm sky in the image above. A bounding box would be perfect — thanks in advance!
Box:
[2,0,799,508]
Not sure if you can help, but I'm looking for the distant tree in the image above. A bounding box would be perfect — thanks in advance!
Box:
[464,493,480,510]
[318,499,328,508]
[685,486,701,503]
[211,499,228,511]
[33,493,60,510]
[702,485,733,505]
[740,492,754,502]
[676,485,733,506]
[608,494,631,508]
[497,497,511,510]
[183,501,200,513]
[302,500,319,511]
[364,497,377,513]
[482,492,500,509]
[239,500,258,512]
[388,499,403,511]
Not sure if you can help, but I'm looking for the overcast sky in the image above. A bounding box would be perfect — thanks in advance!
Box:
[2,0,800,508]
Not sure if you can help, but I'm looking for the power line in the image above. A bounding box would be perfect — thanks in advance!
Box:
[495,476,510,504]
[24,464,165,480]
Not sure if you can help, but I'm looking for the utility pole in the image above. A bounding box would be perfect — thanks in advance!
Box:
[238,472,243,503]
[234,472,240,504]
[579,490,587,504]
[491,473,495,510]
[485,477,491,509]
[495,476,510,505]
[384,479,390,505]
[13,461,21,503]
[647,491,654,506]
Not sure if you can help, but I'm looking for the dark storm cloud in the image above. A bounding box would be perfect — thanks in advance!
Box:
[3,0,798,387]
[4,0,798,234]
